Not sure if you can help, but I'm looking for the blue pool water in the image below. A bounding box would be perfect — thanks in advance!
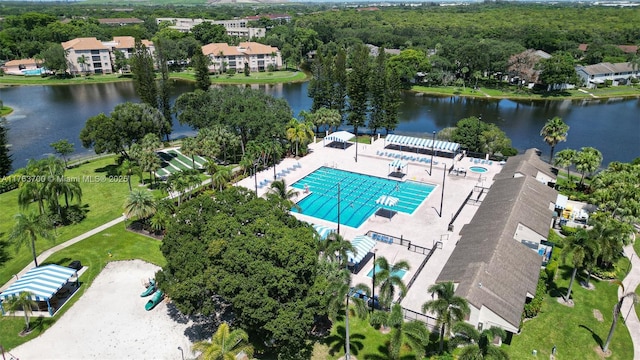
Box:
[21,68,43,75]
[292,167,436,228]
[366,264,407,279]
[469,166,488,173]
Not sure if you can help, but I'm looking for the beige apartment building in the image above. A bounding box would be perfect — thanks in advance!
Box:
[201,42,282,73]
[156,17,266,38]
[62,36,154,75]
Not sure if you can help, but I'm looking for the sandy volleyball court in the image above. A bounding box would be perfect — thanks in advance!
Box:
[10,260,199,360]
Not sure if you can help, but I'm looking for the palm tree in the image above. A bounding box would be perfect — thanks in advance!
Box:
[540,116,569,163]
[124,189,156,221]
[266,179,301,211]
[318,259,351,322]
[575,147,603,186]
[602,281,638,353]
[560,228,599,302]
[192,322,253,360]
[422,281,471,353]
[386,304,429,360]
[149,199,174,234]
[554,148,577,185]
[180,137,199,169]
[374,256,409,309]
[451,322,509,360]
[4,291,36,333]
[77,55,88,76]
[9,212,54,267]
[119,159,140,192]
[320,232,355,267]
[285,118,313,157]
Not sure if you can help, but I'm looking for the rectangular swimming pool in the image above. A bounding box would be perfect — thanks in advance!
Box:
[292,167,436,228]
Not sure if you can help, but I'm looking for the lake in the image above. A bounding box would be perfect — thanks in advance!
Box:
[1,80,638,170]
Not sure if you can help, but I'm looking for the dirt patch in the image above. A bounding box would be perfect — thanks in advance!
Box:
[593,345,611,358]
[593,309,604,322]
[557,297,575,307]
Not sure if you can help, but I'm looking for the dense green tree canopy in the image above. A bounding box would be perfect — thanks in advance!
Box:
[157,187,321,359]
[174,86,292,152]
[0,118,12,177]
[80,102,165,158]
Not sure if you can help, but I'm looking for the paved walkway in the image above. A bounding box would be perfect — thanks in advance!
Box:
[621,243,640,359]
[0,216,125,293]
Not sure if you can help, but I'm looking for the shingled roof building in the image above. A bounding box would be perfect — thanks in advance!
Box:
[436,149,558,334]
[494,148,556,185]
[201,42,281,73]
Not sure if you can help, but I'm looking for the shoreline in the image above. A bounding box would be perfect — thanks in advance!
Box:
[410,87,640,101]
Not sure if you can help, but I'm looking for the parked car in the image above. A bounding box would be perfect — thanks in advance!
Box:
[349,289,382,310]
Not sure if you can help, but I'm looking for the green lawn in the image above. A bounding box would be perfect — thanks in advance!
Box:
[0,155,160,285]
[0,74,133,86]
[314,312,421,359]
[412,85,640,100]
[170,70,309,84]
[1,106,13,116]
[0,225,164,350]
[505,264,633,360]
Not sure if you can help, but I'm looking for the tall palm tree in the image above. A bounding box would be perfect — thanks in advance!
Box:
[554,148,577,185]
[422,281,471,354]
[119,159,140,192]
[180,137,199,169]
[575,147,603,186]
[602,281,638,353]
[540,116,569,163]
[318,259,351,322]
[387,303,429,360]
[286,119,313,157]
[4,291,36,333]
[451,322,509,360]
[123,189,156,221]
[320,232,355,267]
[560,228,599,302]
[77,55,88,76]
[374,256,410,309]
[9,212,54,267]
[149,199,174,234]
[192,322,253,360]
[266,179,300,211]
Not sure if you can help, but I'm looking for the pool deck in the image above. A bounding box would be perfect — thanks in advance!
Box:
[235,136,503,318]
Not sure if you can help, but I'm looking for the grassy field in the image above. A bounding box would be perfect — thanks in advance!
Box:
[505,263,633,359]
[412,85,640,100]
[0,74,133,86]
[0,155,157,285]
[313,312,423,359]
[170,70,309,84]
[1,106,13,116]
[0,225,165,350]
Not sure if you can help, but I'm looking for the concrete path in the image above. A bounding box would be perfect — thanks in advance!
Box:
[620,243,640,359]
[0,216,125,293]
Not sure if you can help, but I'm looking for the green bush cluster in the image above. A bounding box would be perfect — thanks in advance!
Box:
[0,175,19,194]
[591,266,618,280]
[545,260,558,281]
[523,270,548,319]
[560,225,578,236]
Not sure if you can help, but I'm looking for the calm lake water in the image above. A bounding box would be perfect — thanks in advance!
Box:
[1,80,638,170]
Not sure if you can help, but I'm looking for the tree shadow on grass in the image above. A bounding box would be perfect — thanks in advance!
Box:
[31,315,55,335]
[363,343,416,360]
[94,164,119,176]
[579,324,603,348]
[0,239,13,268]
[325,325,366,356]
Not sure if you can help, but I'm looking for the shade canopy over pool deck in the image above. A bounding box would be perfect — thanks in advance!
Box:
[385,134,461,153]
[312,223,336,240]
[346,235,376,265]
[323,131,355,149]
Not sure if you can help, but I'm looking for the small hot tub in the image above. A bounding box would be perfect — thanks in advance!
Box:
[469,166,488,173]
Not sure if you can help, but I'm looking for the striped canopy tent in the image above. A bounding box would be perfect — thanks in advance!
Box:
[346,235,376,265]
[376,195,399,219]
[385,134,461,153]
[323,131,355,149]
[389,159,408,175]
[312,223,336,240]
[0,265,77,315]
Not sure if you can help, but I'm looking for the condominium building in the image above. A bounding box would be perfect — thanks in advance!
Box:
[62,36,154,75]
[201,42,281,73]
[156,17,266,38]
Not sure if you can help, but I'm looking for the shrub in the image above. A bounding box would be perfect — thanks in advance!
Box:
[545,260,559,280]
[523,270,547,319]
[0,175,20,194]
[560,225,578,236]
[591,266,617,280]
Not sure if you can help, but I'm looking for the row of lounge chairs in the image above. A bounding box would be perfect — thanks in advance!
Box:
[469,158,493,165]
[376,151,439,165]
[371,232,394,244]
[258,163,303,189]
